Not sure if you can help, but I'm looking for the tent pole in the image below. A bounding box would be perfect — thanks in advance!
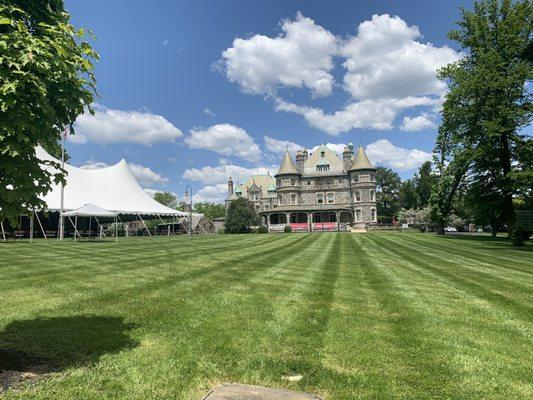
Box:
[137,214,152,237]
[74,216,77,243]
[30,210,34,244]
[89,217,91,238]
[1,221,5,241]
[35,211,47,239]
[95,217,107,238]
[115,217,118,242]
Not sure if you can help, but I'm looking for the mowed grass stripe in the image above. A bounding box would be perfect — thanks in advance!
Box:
[1,232,531,399]
[372,233,533,320]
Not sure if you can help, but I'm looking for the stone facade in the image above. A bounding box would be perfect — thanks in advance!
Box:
[226,143,378,230]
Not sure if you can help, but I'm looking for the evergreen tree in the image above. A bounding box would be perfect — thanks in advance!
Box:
[375,167,402,223]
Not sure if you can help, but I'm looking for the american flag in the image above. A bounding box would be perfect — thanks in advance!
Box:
[62,125,69,140]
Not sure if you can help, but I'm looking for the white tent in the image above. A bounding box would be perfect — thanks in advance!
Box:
[61,203,118,242]
[36,146,187,216]
[62,203,117,218]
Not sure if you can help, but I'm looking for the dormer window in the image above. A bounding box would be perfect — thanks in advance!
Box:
[321,151,325,157]
[316,164,330,172]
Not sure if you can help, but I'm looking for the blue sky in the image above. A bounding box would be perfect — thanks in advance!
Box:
[64,0,470,203]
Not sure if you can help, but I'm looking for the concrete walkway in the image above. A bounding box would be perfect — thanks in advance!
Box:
[203,383,320,400]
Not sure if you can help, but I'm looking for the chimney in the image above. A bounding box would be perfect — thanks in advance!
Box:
[295,150,304,174]
[302,148,309,163]
[343,146,353,171]
[227,176,234,197]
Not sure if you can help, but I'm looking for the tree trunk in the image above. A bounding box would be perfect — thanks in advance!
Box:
[500,132,516,237]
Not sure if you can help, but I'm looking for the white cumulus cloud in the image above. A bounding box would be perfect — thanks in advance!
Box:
[341,14,460,100]
[263,135,301,155]
[221,12,337,98]
[185,123,262,163]
[400,114,436,132]
[365,139,432,171]
[275,96,439,135]
[74,105,182,145]
[183,163,275,186]
[193,183,229,203]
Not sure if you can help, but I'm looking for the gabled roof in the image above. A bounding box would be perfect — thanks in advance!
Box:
[303,144,343,175]
[349,146,375,170]
[276,150,300,176]
[232,175,276,199]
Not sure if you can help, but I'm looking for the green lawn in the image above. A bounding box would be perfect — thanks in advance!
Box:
[0,232,531,399]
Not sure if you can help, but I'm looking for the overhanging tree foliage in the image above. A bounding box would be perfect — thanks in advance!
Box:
[225,197,259,234]
[0,0,97,225]
[193,202,225,221]
[433,0,532,237]
[153,192,178,209]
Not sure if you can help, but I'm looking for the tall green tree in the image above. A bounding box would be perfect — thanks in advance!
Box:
[0,0,97,225]
[225,198,259,234]
[194,202,225,221]
[433,0,532,237]
[375,167,402,223]
[153,192,178,209]
[414,161,436,208]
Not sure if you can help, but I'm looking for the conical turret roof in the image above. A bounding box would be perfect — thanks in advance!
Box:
[349,146,375,170]
[276,150,300,176]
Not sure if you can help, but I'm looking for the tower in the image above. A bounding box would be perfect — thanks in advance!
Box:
[349,146,377,229]
[342,145,353,172]
[295,149,305,174]
[275,150,301,210]
[227,176,234,197]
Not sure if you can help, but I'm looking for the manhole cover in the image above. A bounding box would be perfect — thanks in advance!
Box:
[203,383,320,400]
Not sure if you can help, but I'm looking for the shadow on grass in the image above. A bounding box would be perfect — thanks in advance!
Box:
[0,315,138,373]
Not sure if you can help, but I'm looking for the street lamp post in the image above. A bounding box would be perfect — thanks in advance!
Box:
[185,185,192,236]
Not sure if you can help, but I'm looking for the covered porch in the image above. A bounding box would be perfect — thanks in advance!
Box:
[263,208,353,232]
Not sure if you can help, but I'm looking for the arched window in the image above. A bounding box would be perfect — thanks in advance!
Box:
[369,189,375,201]
[371,208,376,221]
[355,209,362,222]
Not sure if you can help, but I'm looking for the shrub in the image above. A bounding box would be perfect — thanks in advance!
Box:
[284,225,292,233]
[258,225,268,234]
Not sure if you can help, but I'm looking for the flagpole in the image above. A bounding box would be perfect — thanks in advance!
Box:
[59,127,66,240]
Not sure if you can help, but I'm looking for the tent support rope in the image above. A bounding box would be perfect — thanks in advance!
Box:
[1,221,5,241]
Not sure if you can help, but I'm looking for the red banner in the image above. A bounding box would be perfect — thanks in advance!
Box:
[290,223,309,232]
[312,222,338,231]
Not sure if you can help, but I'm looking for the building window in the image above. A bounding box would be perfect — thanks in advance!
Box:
[291,193,297,205]
[370,174,375,182]
[307,180,311,185]
[371,208,376,221]
[326,192,334,204]
[355,190,361,202]
[278,195,282,206]
[290,178,296,186]
[264,204,270,210]
[316,193,324,204]
[369,189,375,201]
[253,193,259,201]
[352,175,359,182]
[316,164,330,172]
[338,178,343,184]
[355,209,362,222]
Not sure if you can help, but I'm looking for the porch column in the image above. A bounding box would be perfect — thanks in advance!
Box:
[267,213,271,228]
[336,211,340,231]
[285,213,290,224]
[308,212,313,232]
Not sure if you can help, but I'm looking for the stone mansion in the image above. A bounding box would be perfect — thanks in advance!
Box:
[226,143,378,231]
